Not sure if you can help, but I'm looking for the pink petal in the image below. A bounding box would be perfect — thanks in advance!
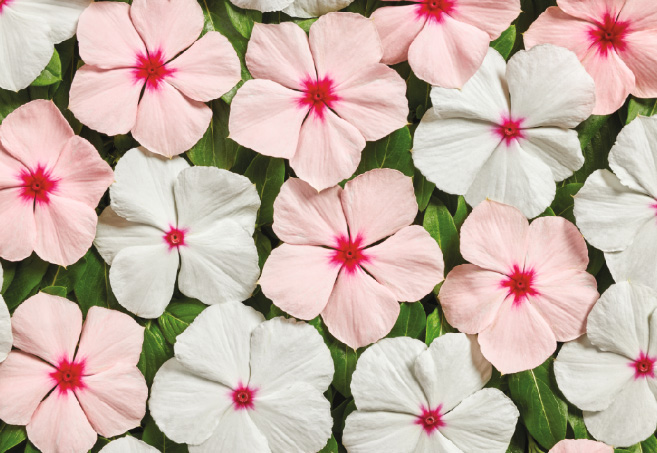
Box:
[331,64,408,141]
[621,30,657,99]
[132,82,211,158]
[75,363,147,437]
[362,225,444,301]
[524,7,598,60]
[321,267,399,349]
[0,188,36,262]
[76,2,147,69]
[459,200,529,275]
[260,244,340,320]
[33,195,98,266]
[478,297,557,374]
[451,0,521,40]
[371,5,427,65]
[407,15,490,88]
[0,352,56,425]
[549,439,613,453]
[557,0,624,22]
[341,169,417,247]
[439,264,509,334]
[290,109,365,192]
[617,0,657,31]
[228,79,308,159]
[309,12,383,86]
[26,391,97,453]
[581,47,635,115]
[167,32,241,102]
[525,216,589,275]
[0,150,25,189]
[76,307,144,375]
[12,293,82,366]
[0,100,73,170]
[246,22,316,90]
[129,0,203,62]
[69,66,142,136]
[49,136,114,209]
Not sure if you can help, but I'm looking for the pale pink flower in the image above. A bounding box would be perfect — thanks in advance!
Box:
[229,12,409,191]
[525,0,657,114]
[440,200,599,374]
[69,0,241,158]
[0,100,113,266]
[0,293,147,453]
[371,0,520,88]
[549,439,612,453]
[259,169,444,349]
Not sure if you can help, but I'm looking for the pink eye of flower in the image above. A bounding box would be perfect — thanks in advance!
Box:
[231,385,257,410]
[331,235,369,274]
[415,405,445,434]
[494,117,525,145]
[501,265,539,305]
[0,0,12,13]
[589,13,629,55]
[299,77,339,119]
[19,165,58,205]
[163,227,187,250]
[631,352,656,379]
[134,51,174,90]
[50,359,85,394]
[417,0,455,22]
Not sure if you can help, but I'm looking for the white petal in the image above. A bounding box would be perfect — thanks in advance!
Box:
[520,128,584,181]
[178,221,260,305]
[174,304,264,389]
[111,148,189,230]
[13,0,89,43]
[248,317,333,394]
[414,333,491,413]
[413,111,499,195]
[343,410,423,453]
[606,220,657,290]
[465,140,556,218]
[351,337,428,414]
[584,379,657,448]
[440,388,519,453]
[507,45,595,129]
[0,296,11,363]
[189,409,270,453]
[282,0,355,18]
[430,48,510,123]
[249,382,332,453]
[109,244,179,319]
[149,359,233,446]
[587,282,657,359]
[415,432,462,453]
[174,167,260,236]
[229,0,294,13]
[554,336,634,412]
[100,437,159,453]
[609,116,657,198]
[574,170,655,252]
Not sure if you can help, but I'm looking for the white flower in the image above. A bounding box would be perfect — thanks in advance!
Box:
[229,0,354,17]
[0,263,11,363]
[100,437,159,453]
[574,115,657,290]
[0,0,90,91]
[343,333,519,453]
[413,44,595,218]
[148,303,334,453]
[94,147,261,319]
[555,282,657,447]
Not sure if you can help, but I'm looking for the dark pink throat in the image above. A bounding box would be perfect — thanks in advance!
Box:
[0,0,12,13]
[163,226,187,250]
[134,50,174,90]
[331,235,369,274]
[631,352,656,380]
[20,165,58,205]
[589,13,629,55]
[501,265,538,306]
[299,77,339,119]
[495,117,525,145]
[232,384,257,410]
[416,0,455,22]
[50,359,85,394]
[415,406,445,434]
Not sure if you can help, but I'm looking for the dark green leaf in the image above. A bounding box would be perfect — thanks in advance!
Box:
[318,435,339,453]
[1,261,16,293]
[142,417,188,453]
[255,230,272,269]
[551,183,583,223]
[40,286,67,298]
[425,306,456,345]
[387,302,426,339]
[0,423,26,453]
[4,254,49,312]
[31,50,62,87]
[356,127,414,177]
[0,89,29,124]
[626,97,657,124]
[406,71,431,121]
[413,169,434,212]
[244,155,285,226]
[616,436,657,453]
[186,99,239,169]
[567,407,590,439]
[453,195,469,230]
[73,248,119,316]
[158,299,207,345]
[138,322,173,386]
[506,424,527,453]
[491,25,517,60]
[423,198,461,272]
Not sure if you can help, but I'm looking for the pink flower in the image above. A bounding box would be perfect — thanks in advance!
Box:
[69,0,241,158]
[370,0,520,88]
[229,12,409,191]
[0,100,113,266]
[525,0,657,114]
[0,293,147,453]
[259,169,444,348]
[439,200,599,374]
[549,439,612,453]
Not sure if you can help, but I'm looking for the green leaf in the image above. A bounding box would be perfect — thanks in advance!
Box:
[387,302,426,339]
[31,50,62,87]
[310,318,360,397]
[551,183,583,223]
[355,127,414,177]
[142,417,188,453]
[567,407,590,439]
[508,359,568,450]
[138,322,173,386]
[3,254,49,311]
[0,89,29,123]
[413,169,435,212]
[626,97,657,124]
[318,435,339,453]
[576,115,610,149]
[453,195,469,230]
[73,249,119,316]
[41,286,67,298]
[506,424,528,453]
[406,70,431,121]
[425,306,456,345]
[24,441,39,453]
[423,198,461,272]
[569,114,622,184]
[186,99,239,169]
[616,436,657,453]
[244,155,285,226]
[254,230,272,269]
[1,261,16,293]
[491,25,517,60]
[0,423,26,453]
[158,299,207,345]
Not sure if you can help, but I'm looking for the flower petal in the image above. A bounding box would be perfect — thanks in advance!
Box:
[558,0,624,22]
[525,216,589,274]
[606,220,657,290]
[519,128,584,181]
[188,407,269,453]
[0,297,10,363]
[100,437,159,453]
[450,0,520,40]
[282,0,355,18]
[581,47,635,115]
[371,5,426,65]
[0,188,37,262]
[12,0,90,43]
[549,439,613,453]
[623,30,657,98]
[343,410,424,453]
[228,0,294,13]
[524,7,598,60]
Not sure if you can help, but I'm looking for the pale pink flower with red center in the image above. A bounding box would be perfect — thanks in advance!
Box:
[0,100,113,266]
[555,282,657,447]
[525,0,657,114]
[440,200,599,374]
[549,439,613,453]
[259,169,444,349]
[0,293,147,453]
[69,0,241,158]
[370,0,520,88]
[229,12,409,191]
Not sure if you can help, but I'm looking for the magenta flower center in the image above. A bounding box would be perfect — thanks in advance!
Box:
[231,385,256,410]
[417,0,455,22]
[501,265,539,306]
[415,405,445,434]
[299,77,339,119]
[0,0,13,13]
[331,235,369,274]
[134,51,174,90]
[631,352,656,379]
[19,165,58,205]
[494,116,525,145]
[589,13,629,55]
[163,227,186,250]
[50,359,85,394]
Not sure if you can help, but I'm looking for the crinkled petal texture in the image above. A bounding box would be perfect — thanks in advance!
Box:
[100,437,160,453]
[549,439,613,453]
[283,0,356,18]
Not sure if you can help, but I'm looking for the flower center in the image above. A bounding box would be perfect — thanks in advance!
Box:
[330,235,368,274]
[417,0,455,22]
[49,359,85,394]
[163,226,187,250]
[501,265,538,306]
[415,406,445,434]
[0,0,12,13]
[589,13,629,55]
[299,77,339,120]
[494,116,525,145]
[134,50,174,90]
[631,352,656,379]
[231,385,256,410]
[19,165,58,205]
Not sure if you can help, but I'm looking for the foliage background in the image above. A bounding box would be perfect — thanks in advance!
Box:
[0,0,655,451]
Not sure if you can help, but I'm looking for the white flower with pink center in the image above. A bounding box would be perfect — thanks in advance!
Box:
[229,12,409,191]
[343,333,519,452]
[0,264,11,364]
[0,0,90,90]
[575,116,657,292]
[94,147,261,319]
[413,44,596,218]
[100,437,159,453]
[230,0,355,18]
[0,293,147,453]
[549,439,612,453]
[555,282,657,447]
[149,303,334,453]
